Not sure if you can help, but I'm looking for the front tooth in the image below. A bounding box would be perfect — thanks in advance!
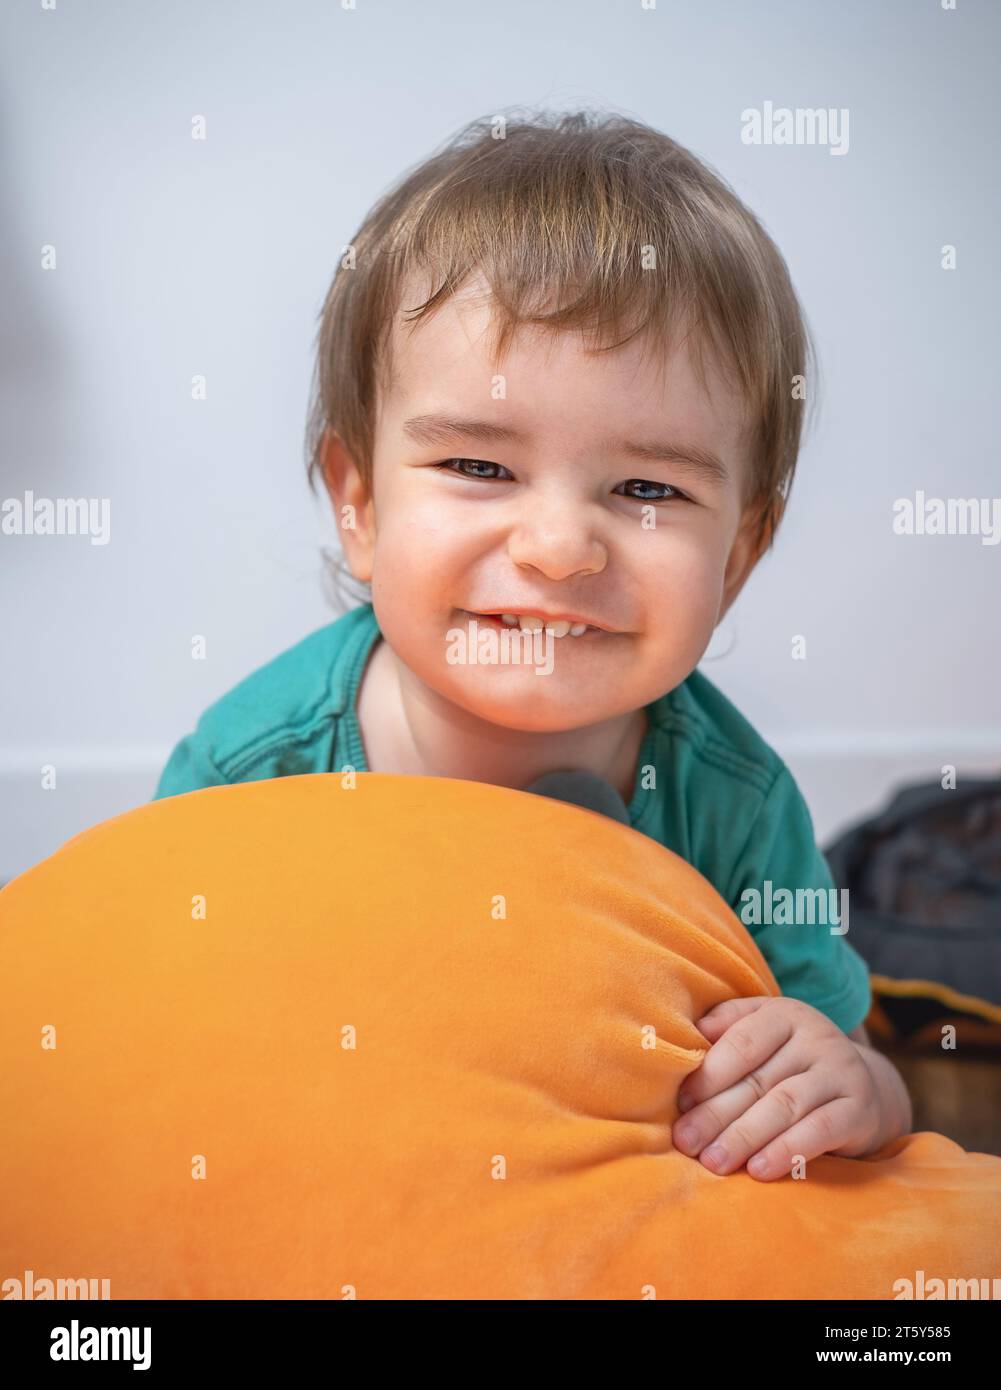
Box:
[501,614,519,626]
[512,614,578,636]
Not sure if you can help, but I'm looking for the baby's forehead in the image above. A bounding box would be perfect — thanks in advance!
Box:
[381,287,750,474]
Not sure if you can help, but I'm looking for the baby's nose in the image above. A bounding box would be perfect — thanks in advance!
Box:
[506,511,607,580]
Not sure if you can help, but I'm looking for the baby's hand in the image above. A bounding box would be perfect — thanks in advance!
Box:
[672,996,881,1181]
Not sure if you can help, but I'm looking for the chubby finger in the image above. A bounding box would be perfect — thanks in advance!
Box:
[681,1067,834,1178]
[673,1038,808,1155]
[741,1096,863,1181]
[693,1070,840,1177]
[693,997,771,1039]
[681,1001,795,1113]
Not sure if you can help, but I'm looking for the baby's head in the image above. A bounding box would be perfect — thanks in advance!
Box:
[307,110,816,733]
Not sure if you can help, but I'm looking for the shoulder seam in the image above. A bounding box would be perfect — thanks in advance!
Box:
[222,714,340,779]
[198,732,233,786]
[196,614,364,775]
[647,703,777,796]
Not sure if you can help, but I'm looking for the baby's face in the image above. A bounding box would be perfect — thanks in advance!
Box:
[355,277,756,733]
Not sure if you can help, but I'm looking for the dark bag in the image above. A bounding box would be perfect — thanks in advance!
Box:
[824,776,1001,1049]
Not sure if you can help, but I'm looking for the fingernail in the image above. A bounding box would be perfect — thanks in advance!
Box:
[703,1143,727,1169]
[677,1093,695,1113]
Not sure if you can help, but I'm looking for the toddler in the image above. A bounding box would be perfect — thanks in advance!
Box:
[155,110,911,1179]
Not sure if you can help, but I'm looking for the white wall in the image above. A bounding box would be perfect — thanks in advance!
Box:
[2,0,998,880]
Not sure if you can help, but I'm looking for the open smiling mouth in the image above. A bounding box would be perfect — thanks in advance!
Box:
[459,611,606,638]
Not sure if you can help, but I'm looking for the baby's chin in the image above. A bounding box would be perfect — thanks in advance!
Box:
[432,667,644,735]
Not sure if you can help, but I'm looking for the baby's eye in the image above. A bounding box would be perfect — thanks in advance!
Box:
[432,461,688,502]
[433,458,513,480]
[614,478,687,503]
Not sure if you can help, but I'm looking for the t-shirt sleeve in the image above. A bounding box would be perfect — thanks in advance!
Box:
[722,765,872,1035]
[153,729,230,801]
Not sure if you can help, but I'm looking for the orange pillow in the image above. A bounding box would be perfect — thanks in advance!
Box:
[2,772,999,1300]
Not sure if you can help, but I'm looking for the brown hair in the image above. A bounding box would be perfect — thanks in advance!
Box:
[305,108,818,600]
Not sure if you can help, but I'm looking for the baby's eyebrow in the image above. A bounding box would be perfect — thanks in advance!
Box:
[403,413,521,448]
[621,437,730,489]
[402,412,730,488]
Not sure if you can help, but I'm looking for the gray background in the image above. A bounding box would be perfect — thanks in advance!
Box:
[1,0,998,880]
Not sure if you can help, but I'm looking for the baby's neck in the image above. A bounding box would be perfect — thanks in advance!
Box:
[356,636,648,805]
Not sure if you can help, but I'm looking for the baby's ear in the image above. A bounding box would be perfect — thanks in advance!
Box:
[718,509,768,620]
[320,429,376,583]
[319,428,353,498]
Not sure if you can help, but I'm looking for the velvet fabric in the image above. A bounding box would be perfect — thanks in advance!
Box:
[2,773,999,1299]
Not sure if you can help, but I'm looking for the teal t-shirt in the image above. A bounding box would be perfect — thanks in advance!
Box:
[154,601,871,1034]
